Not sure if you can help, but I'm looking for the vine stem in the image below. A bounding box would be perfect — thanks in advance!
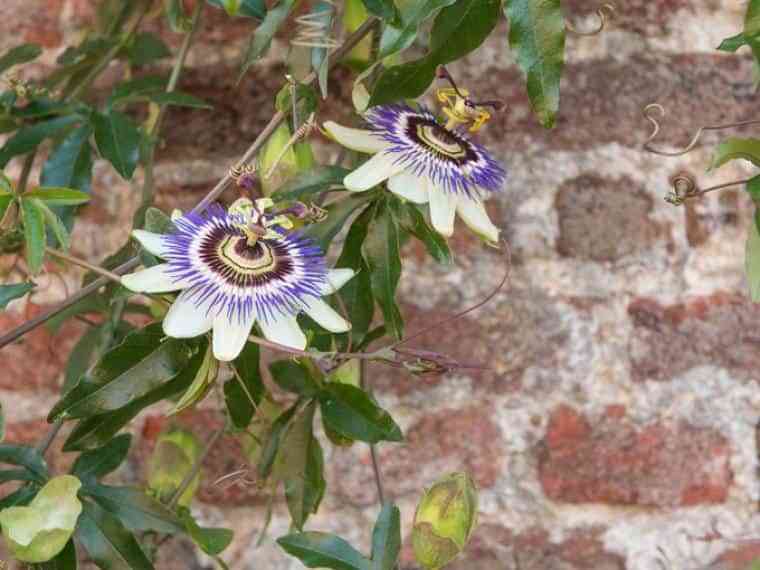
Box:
[45,247,123,283]
[166,425,225,510]
[0,16,380,351]
[141,0,204,210]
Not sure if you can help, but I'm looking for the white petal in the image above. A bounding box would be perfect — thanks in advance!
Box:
[258,315,307,350]
[387,172,429,204]
[212,312,255,362]
[132,229,169,258]
[428,186,457,237]
[456,196,500,243]
[163,289,214,338]
[322,268,356,295]
[323,121,388,154]
[304,299,351,333]
[121,264,185,293]
[344,152,406,192]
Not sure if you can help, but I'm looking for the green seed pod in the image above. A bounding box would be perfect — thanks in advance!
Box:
[147,428,201,507]
[411,472,478,570]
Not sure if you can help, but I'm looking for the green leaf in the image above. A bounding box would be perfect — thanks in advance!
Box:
[504,0,566,128]
[146,429,201,508]
[360,0,399,23]
[319,383,403,443]
[0,484,38,510]
[0,444,48,482]
[35,199,70,250]
[0,282,34,309]
[225,342,264,429]
[49,323,195,421]
[37,537,77,570]
[335,205,375,346]
[379,0,456,58]
[269,360,320,397]
[20,197,46,275]
[178,507,234,556]
[746,0,760,37]
[207,0,266,18]
[399,202,452,265]
[238,0,298,80]
[430,0,500,62]
[0,475,82,564]
[40,125,94,195]
[274,403,325,530]
[76,500,153,570]
[85,484,183,534]
[148,91,213,109]
[109,76,168,104]
[362,204,403,339]
[71,434,131,482]
[62,347,204,451]
[709,137,760,170]
[305,192,376,251]
[92,110,141,180]
[369,59,437,108]
[0,43,42,76]
[127,32,171,66]
[0,115,81,169]
[370,503,401,570]
[24,187,91,206]
[64,323,111,393]
[273,166,350,201]
[369,0,500,106]
[718,32,751,52]
[258,403,298,479]
[221,0,241,16]
[278,531,370,570]
[747,209,760,302]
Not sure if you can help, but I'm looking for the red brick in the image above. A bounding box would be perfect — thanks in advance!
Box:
[330,406,504,507]
[0,305,86,393]
[538,406,732,507]
[628,293,760,382]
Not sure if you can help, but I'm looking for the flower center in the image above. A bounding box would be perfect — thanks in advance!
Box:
[218,236,277,275]
[196,225,295,288]
[404,116,477,165]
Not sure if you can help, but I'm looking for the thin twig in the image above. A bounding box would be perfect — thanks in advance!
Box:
[360,360,386,505]
[0,17,380,351]
[395,240,512,348]
[45,247,123,283]
[141,0,204,211]
[167,425,225,510]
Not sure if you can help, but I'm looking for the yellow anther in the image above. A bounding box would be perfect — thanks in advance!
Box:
[435,86,494,132]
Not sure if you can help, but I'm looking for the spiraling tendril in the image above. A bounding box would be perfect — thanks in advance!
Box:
[291,0,338,50]
[566,3,616,36]
[665,172,754,205]
[643,103,760,156]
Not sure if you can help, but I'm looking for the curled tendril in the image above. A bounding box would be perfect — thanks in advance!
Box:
[665,172,753,205]
[566,3,616,36]
[643,103,760,156]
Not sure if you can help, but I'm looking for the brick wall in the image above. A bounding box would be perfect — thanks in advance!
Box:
[2,1,760,569]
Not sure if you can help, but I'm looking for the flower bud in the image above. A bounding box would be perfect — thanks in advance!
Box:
[147,427,201,507]
[412,472,478,570]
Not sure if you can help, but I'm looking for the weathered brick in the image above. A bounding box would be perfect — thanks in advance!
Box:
[555,175,661,261]
[538,405,733,507]
[628,293,760,383]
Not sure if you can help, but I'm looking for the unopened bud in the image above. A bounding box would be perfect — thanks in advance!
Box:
[412,472,478,570]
